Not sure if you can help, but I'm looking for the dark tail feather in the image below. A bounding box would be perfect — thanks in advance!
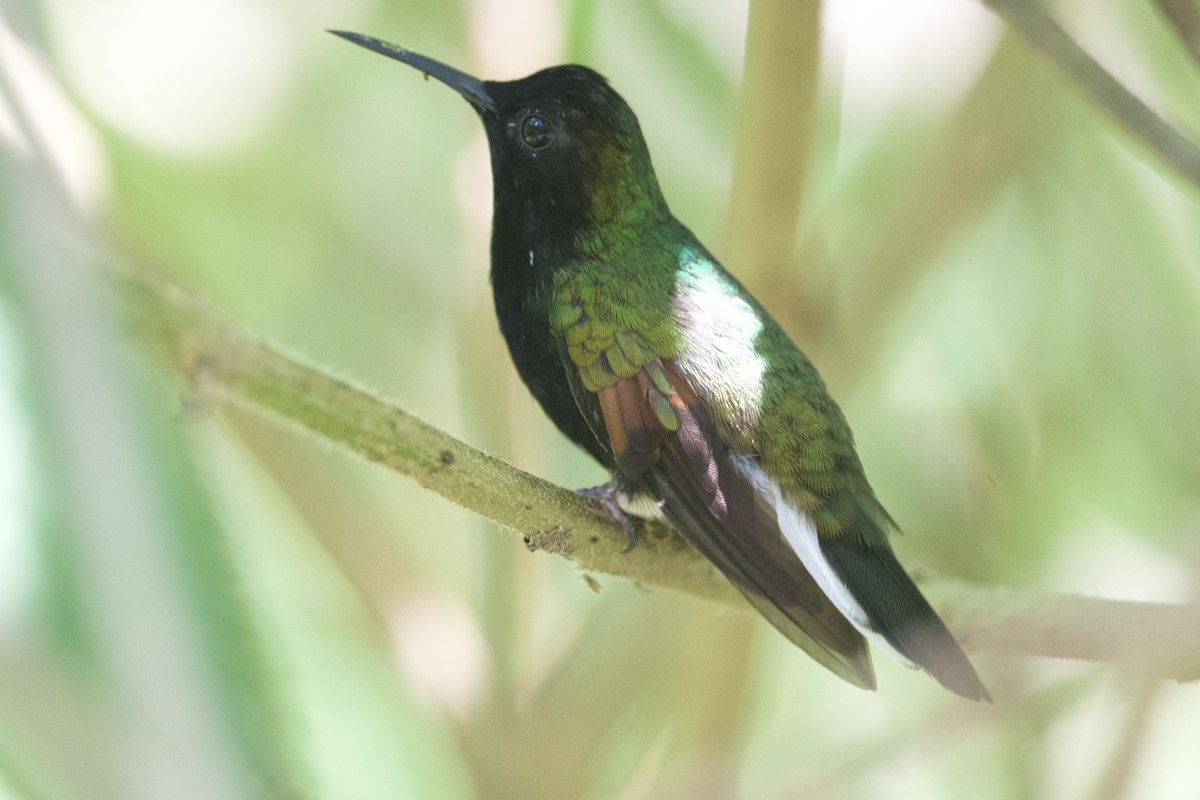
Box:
[651,445,877,690]
[821,538,992,702]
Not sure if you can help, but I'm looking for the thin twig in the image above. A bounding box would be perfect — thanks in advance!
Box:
[1085,680,1161,800]
[984,0,1200,189]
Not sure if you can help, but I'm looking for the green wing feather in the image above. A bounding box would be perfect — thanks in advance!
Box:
[546,247,990,700]
[551,278,876,689]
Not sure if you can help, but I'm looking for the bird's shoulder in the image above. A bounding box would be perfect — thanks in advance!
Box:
[547,248,682,393]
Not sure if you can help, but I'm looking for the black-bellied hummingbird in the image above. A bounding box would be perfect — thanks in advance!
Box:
[332,30,990,701]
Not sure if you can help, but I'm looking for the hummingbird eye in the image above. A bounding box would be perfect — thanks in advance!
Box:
[520,114,553,149]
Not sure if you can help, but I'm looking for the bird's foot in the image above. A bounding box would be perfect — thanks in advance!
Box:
[577,481,639,553]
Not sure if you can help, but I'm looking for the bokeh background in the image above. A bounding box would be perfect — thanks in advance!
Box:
[2,0,1199,797]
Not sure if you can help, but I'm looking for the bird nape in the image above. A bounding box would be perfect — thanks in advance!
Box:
[332,30,991,703]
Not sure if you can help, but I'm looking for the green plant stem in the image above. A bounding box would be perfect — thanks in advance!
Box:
[724,0,821,278]
[984,0,1200,189]
[114,263,735,605]
[113,263,1200,681]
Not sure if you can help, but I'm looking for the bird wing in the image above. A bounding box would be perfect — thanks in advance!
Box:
[552,291,875,689]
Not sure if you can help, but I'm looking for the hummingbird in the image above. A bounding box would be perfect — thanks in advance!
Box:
[332,31,990,702]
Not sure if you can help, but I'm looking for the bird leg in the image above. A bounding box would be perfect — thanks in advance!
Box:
[577,481,640,553]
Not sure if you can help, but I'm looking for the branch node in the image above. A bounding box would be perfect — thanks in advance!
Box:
[525,526,573,557]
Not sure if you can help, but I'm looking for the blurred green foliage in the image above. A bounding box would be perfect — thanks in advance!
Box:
[1,0,1198,798]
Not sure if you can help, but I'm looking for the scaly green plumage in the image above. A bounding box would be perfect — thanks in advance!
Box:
[334,30,990,701]
[552,231,885,534]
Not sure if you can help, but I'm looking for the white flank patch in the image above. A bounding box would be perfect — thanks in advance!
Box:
[732,457,916,669]
[670,251,767,429]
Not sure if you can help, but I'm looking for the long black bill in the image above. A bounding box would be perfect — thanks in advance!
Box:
[329,31,496,113]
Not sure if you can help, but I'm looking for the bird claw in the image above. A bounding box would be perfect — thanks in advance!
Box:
[577,482,639,553]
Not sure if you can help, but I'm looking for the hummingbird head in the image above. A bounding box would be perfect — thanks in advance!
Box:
[332,31,670,254]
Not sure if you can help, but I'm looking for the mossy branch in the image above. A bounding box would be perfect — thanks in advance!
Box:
[113,263,1200,682]
[114,264,734,604]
